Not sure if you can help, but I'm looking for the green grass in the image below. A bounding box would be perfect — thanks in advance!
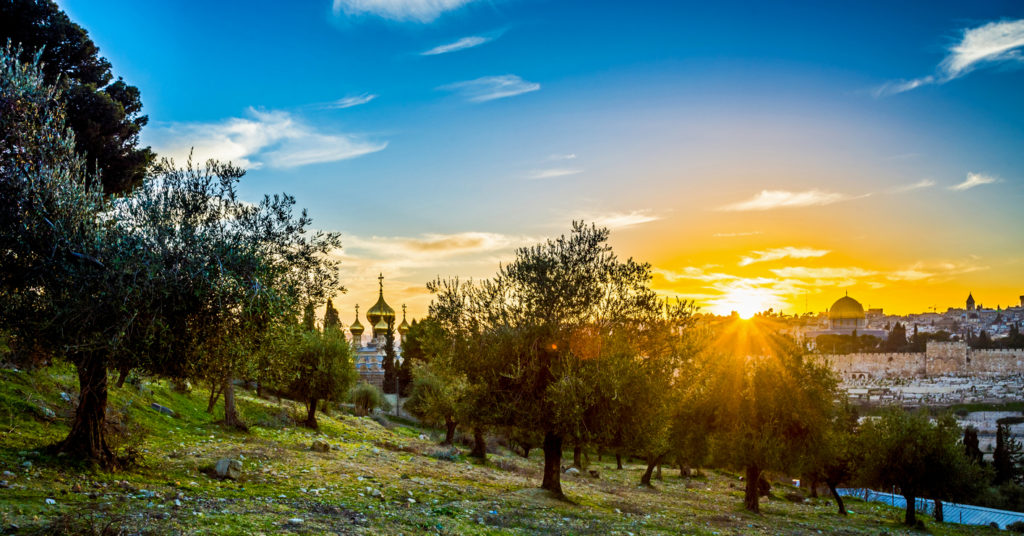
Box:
[0,365,1008,535]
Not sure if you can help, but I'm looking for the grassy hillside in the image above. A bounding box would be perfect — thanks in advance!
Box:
[0,365,1003,535]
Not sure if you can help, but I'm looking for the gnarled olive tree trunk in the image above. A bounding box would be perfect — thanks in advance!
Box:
[827,481,847,515]
[744,464,761,513]
[305,398,319,429]
[56,354,113,466]
[443,417,457,445]
[222,377,244,429]
[541,432,563,495]
[470,427,487,459]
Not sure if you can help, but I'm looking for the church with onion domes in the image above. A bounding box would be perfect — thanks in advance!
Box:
[346,274,411,389]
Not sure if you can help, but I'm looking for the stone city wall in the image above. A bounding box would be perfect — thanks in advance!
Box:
[823,341,1024,380]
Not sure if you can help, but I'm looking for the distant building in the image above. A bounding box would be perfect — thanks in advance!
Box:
[805,293,887,340]
[347,274,409,389]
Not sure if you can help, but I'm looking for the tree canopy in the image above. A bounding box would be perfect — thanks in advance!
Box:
[1,0,154,194]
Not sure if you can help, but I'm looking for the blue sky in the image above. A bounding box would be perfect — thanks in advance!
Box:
[59,0,1024,319]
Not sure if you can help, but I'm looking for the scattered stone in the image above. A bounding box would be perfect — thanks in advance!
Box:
[311,439,330,453]
[371,447,381,455]
[2,471,13,477]
[45,498,56,505]
[418,434,429,440]
[564,467,580,476]
[0,481,8,489]
[59,392,72,402]
[21,461,31,470]
[38,406,56,420]
[287,518,304,525]
[150,403,175,417]
[214,459,242,480]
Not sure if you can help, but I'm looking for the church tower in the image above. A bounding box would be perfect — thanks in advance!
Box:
[349,304,364,348]
[966,292,976,311]
[366,273,396,340]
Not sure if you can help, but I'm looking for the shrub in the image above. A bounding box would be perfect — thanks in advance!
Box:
[350,383,386,416]
[428,446,461,462]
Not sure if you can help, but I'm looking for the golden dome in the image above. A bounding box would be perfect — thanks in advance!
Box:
[374,318,389,336]
[829,294,865,320]
[398,304,411,335]
[366,274,396,332]
[349,304,364,337]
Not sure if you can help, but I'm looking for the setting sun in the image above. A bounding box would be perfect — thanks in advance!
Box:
[708,286,778,319]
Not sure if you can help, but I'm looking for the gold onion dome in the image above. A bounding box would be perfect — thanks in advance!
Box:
[398,304,411,335]
[366,273,396,328]
[374,319,389,336]
[829,293,865,320]
[349,304,364,337]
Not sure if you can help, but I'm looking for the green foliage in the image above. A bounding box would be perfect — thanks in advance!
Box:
[709,334,837,511]
[883,322,907,351]
[323,298,341,331]
[814,333,881,354]
[286,328,357,427]
[425,222,674,493]
[383,322,397,394]
[856,409,985,525]
[405,362,467,434]
[0,44,344,460]
[994,422,1024,485]
[398,318,441,396]
[1,0,154,194]
[350,382,387,416]
[301,302,317,332]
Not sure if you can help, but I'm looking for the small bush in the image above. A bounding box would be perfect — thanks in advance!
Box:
[492,457,520,473]
[1008,520,1024,533]
[350,383,386,416]
[428,446,461,462]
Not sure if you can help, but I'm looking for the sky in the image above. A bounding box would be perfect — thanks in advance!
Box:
[59,0,1024,320]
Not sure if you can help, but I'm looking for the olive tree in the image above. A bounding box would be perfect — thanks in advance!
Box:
[428,223,661,496]
[709,330,837,513]
[857,410,986,526]
[0,46,341,463]
[287,327,357,428]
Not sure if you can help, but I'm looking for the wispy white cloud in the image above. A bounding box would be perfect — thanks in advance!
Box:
[770,266,878,280]
[872,76,936,98]
[333,230,533,284]
[332,0,477,23]
[574,209,661,230]
[145,108,386,169]
[887,259,988,282]
[656,266,738,283]
[950,172,999,191]
[875,18,1024,96]
[325,94,377,109]
[422,35,491,55]
[547,153,577,161]
[719,189,863,211]
[330,229,534,321]
[439,74,540,102]
[526,168,583,180]
[739,247,830,267]
[890,179,935,193]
